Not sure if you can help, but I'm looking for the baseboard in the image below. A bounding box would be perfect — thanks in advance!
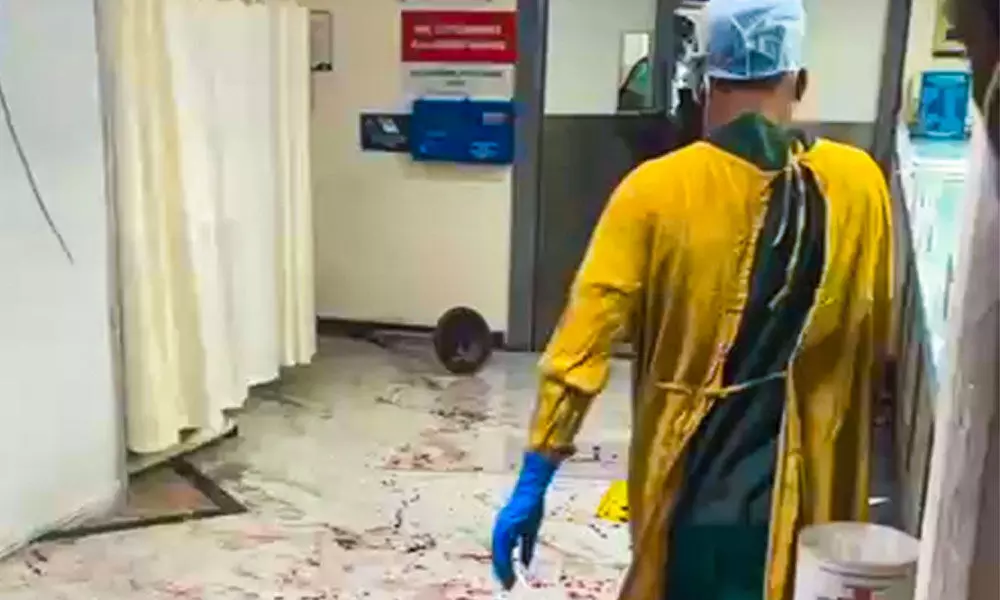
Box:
[0,485,121,560]
[316,317,507,350]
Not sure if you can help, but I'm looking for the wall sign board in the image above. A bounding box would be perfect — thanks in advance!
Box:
[403,63,513,99]
[401,10,517,64]
[359,113,411,153]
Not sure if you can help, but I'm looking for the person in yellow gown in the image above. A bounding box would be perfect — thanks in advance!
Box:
[490,0,895,599]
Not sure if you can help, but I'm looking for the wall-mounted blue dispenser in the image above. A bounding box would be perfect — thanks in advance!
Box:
[915,70,971,140]
[409,98,515,166]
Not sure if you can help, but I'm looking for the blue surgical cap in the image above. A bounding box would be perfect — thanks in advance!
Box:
[705,0,806,81]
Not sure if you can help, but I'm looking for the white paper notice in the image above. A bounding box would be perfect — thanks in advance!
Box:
[403,62,514,100]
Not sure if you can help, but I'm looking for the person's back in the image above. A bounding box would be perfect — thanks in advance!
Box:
[626,126,890,396]
[541,116,892,600]
[491,1,893,599]
[610,118,891,599]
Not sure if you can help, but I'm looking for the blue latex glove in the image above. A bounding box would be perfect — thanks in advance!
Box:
[491,452,559,589]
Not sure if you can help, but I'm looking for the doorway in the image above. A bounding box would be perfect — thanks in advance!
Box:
[526,0,703,349]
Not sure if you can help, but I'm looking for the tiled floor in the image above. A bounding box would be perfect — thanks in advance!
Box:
[0,337,632,600]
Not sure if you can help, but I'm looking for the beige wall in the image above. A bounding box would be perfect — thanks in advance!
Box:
[305,0,514,330]
[902,0,970,118]
[905,0,967,77]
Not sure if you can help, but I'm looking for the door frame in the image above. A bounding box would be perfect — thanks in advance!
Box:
[505,0,549,351]
[93,0,130,501]
[872,0,915,175]
[505,0,682,351]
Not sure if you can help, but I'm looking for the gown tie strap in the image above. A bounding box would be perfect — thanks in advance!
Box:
[655,371,787,399]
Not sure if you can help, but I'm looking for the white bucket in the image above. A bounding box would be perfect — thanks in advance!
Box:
[793,522,920,600]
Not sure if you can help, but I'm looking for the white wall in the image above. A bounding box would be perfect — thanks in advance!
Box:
[796,0,890,123]
[545,0,657,115]
[305,0,513,331]
[0,0,121,553]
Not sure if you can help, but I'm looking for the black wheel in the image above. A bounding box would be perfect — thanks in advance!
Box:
[433,307,493,375]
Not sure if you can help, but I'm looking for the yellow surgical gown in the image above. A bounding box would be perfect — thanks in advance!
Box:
[527,114,894,600]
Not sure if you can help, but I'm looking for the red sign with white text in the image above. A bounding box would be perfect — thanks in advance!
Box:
[401,10,517,64]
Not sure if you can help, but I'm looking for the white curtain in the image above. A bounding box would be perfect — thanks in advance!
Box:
[104,0,314,455]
